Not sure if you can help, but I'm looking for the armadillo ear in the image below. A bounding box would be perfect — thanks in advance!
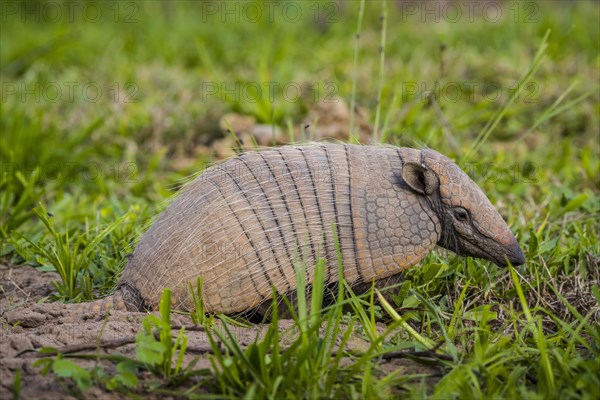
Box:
[401,162,439,195]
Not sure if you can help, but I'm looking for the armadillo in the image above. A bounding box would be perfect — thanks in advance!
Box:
[103,143,525,314]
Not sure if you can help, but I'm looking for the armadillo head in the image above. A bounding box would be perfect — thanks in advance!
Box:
[401,149,525,267]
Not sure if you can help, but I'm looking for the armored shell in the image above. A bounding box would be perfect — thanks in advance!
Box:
[119,144,525,313]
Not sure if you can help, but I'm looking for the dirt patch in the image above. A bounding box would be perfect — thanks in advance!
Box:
[0,264,439,398]
[2,264,176,398]
[0,264,276,398]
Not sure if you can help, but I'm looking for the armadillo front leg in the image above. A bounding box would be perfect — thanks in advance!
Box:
[86,283,146,312]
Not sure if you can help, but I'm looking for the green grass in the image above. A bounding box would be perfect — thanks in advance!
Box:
[2,0,599,398]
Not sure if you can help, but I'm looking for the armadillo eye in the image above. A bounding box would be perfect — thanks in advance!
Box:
[453,207,469,222]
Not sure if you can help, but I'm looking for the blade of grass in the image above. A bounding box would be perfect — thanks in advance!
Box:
[377,289,436,349]
[373,0,387,141]
[509,265,555,393]
[511,84,600,152]
[448,279,471,341]
[349,0,365,143]
[464,29,550,162]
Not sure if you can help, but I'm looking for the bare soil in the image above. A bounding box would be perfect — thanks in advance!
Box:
[0,264,440,399]
[0,263,257,399]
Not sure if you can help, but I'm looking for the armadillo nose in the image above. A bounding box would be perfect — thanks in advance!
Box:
[505,239,526,266]
[510,245,526,266]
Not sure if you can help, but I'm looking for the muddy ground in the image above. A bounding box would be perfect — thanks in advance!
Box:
[0,264,438,399]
